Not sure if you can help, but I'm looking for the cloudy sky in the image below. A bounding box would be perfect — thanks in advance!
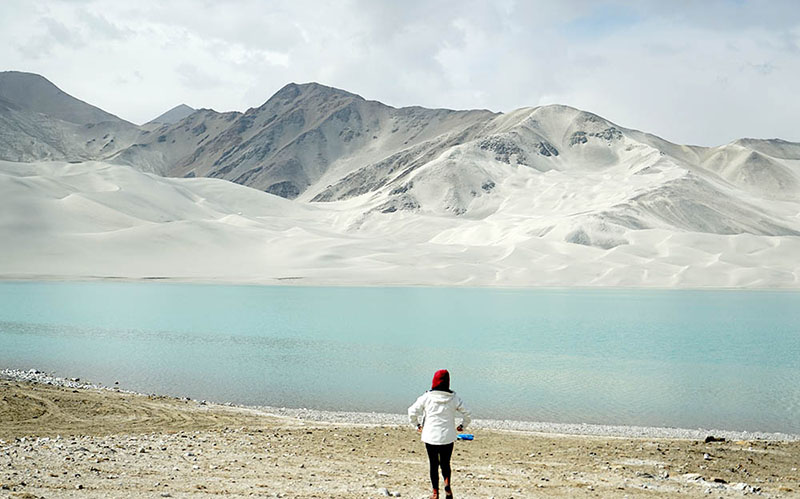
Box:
[1,0,799,145]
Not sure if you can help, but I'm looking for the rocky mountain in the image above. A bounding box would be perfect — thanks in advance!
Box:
[1,71,799,265]
[344,104,800,245]
[104,82,800,248]
[0,72,141,162]
[0,71,127,125]
[111,82,496,199]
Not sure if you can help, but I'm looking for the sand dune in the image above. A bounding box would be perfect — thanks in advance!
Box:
[1,159,798,287]
[2,74,799,287]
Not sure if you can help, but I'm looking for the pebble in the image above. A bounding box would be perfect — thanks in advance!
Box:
[1,369,136,395]
[731,482,761,493]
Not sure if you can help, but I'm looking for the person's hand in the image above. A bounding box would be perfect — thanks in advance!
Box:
[456,424,464,432]
[416,424,422,433]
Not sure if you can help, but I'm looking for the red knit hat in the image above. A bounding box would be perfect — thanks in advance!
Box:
[431,369,450,391]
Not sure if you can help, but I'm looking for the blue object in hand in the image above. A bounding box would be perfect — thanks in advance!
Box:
[457,433,474,440]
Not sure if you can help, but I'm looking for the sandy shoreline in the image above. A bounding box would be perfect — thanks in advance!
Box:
[4,275,800,292]
[3,369,798,442]
[2,370,800,498]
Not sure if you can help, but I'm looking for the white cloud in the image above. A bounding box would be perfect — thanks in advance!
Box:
[0,0,798,145]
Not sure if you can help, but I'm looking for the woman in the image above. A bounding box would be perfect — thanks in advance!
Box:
[408,369,471,499]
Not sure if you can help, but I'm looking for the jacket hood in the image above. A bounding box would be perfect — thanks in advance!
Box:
[431,369,450,391]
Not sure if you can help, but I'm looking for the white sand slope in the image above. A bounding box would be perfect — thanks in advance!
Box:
[2,159,798,287]
[1,76,799,287]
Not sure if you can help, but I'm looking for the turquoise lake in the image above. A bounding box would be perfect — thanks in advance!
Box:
[1,281,799,433]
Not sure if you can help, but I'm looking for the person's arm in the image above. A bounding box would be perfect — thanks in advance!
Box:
[407,393,426,430]
[455,396,471,431]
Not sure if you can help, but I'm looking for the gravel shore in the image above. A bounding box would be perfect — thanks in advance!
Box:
[4,368,798,442]
[2,371,800,498]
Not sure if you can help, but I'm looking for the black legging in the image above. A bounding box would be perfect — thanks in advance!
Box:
[425,442,454,490]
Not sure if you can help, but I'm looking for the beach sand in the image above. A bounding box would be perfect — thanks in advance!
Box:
[1,379,799,498]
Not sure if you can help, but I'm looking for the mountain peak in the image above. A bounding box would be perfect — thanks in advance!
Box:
[147,103,196,125]
[271,81,364,103]
[0,71,128,125]
[0,70,51,85]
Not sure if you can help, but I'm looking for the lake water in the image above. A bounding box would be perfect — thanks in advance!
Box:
[1,281,799,433]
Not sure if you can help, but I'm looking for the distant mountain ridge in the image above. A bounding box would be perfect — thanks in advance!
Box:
[114,81,497,199]
[0,71,139,162]
[0,71,129,125]
[1,70,799,254]
[147,104,195,125]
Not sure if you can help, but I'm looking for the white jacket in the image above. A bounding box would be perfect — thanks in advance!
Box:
[408,390,471,445]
